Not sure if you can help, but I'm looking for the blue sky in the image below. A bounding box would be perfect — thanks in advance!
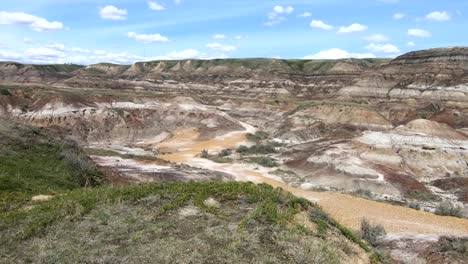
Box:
[0,0,467,64]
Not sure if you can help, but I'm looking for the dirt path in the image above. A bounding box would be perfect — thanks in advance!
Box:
[158,128,468,236]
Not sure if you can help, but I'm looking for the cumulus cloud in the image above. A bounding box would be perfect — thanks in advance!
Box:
[265,5,293,26]
[365,43,400,53]
[304,48,375,59]
[127,32,169,43]
[298,12,311,18]
[363,34,389,42]
[425,11,451,21]
[71,47,92,53]
[99,5,127,20]
[337,23,368,34]
[25,47,65,61]
[148,1,165,11]
[150,49,200,60]
[408,41,416,46]
[0,11,64,31]
[205,42,237,52]
[393,13,405,20]
[213,34,226,39]
[0,50,22,61]
[408,29,431,37]
[45,43,66,51]
[310,20,333,30]
[273,6,293,14]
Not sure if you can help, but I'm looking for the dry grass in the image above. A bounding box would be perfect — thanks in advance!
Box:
[0,182,370,263]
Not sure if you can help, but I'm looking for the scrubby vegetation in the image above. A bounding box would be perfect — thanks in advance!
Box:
[435,202,464,218]
[85,147,160,161]
[33,63,84,73]
[0,88,11,96]
[421,236,468,264]
[405,191,439,202]
[200,149,233,163]
[246,131,269,142]
[350,189,374,200]
[0,120,102,212]
[237,143,277,155]
[248,156,278,167]
[360,219,386,247]
[0,181,375,263]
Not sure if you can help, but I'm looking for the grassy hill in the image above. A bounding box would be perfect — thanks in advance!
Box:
[0,120,102,212]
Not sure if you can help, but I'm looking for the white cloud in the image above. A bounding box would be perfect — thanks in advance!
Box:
[213,34,226,39]
[148,1,165,11]
[0,50,22,61]
[99,5,127,20]
[408,29,431,37]
[365,43,400,53]
[93,50,107,55]
[45,43,66,51]
[150,49,200,60]
[304,48,375,59]
[206,42,237,52]
[363,34,389,42]
[25,47,65,61]
[235,35,243,40]
[71,47,92,53]
[265,5,293,26]
[393,13,405,20]
[174,0,181,4]
[425,11,451,21]
[274,6,294,14]
[298,12,311,18]
[408,41,416,46]
[23,38,33,44]
[310,20,333,30]
[0,11,63,31]
[127,32,169,43]
[337,23,368,34]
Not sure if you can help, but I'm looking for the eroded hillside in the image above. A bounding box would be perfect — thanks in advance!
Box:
[1,47,468,263]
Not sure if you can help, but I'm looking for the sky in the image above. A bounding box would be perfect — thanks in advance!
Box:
[0,0,467,65]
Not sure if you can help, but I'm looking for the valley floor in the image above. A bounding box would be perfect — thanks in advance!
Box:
[153,126,468,237]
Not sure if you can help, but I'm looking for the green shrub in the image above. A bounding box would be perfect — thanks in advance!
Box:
[218,149,232,157]
[199,149,232,163]
[237,144,276,154]
[246,131,269,142]
[435,202,463,218]
[351,189,373,199]
[437,236,468,255]
[360,219,386,247]
[247,156,277,167]
[200,149,209,159]
[408,202,421,210]
[0,88,12,96]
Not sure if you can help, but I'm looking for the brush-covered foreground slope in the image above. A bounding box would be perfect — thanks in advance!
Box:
[0,120,376,263]
[0,120,102,212]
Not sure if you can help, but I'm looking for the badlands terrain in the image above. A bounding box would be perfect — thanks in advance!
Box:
[1,47,468,263]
